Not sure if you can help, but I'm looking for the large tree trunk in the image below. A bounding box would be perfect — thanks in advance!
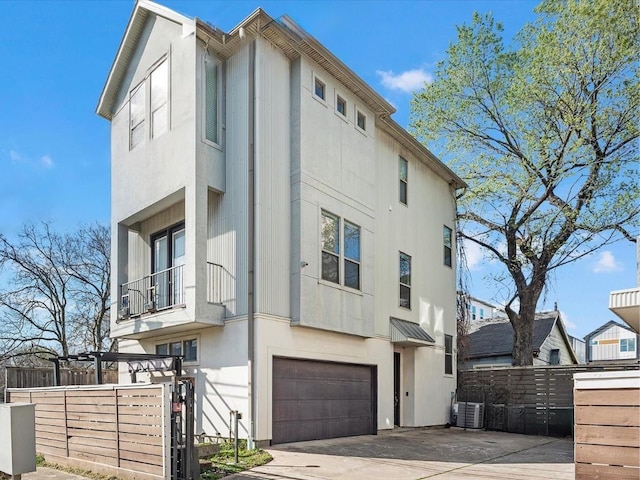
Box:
[506,291,539,366]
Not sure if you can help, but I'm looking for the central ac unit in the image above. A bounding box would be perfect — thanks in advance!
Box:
[455,402,484,429]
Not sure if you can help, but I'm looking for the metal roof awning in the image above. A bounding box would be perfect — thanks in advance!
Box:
[390,317,435,347]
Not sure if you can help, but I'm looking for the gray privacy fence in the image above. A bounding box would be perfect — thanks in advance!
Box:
[457,363,640,437]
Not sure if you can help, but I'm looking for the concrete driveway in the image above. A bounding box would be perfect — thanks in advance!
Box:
[229,428,574,480]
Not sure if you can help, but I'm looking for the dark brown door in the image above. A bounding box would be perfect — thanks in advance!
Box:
[272,357,376,444]
[394,352,400,426]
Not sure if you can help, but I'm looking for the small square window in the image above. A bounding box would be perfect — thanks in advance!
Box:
[550,349,560,365]
[336,95,347,117]
[356,110,366,131]
[314,77,326,100]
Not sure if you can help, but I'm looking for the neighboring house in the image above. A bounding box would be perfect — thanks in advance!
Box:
[461,311,578,368]
[97,1,465,446]
[609,237,640,334]
[568,335,586,364]
[458,294,505,321]
[584,320,640,363]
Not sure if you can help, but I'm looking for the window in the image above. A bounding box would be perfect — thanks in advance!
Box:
[549,349,560,365]
[445,334,453,374]
[321,211,340,284]
[479,308,485,319]
[443,225,453,267]
[399,252,411,309]
[314,76,326,100]
[621,338,636,352]
[129,57,169,150]
[156,338,197,362]
[399,157,408,205]
[344,221,361,290]
[151,223,185,309]
[356,109,366,131]
[336,95,347,117]
[150,60,168,138]
[471,305,477,320]
[321,210,361,290]
[130,82,145,149]
[204,56,219,144]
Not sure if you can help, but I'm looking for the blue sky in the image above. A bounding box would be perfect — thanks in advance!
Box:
[0,0,636,339]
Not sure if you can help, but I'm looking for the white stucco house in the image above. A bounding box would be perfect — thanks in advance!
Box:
[97,0,465,446]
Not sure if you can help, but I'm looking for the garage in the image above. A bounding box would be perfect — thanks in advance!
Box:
[272,357,377,444]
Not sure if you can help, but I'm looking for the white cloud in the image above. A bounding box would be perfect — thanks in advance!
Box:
[9,150,24,163]
[462,238,484,271]
[40,155,54,169]
[377,68,433,93]
[559,310,577,333]
[592,250,622,273]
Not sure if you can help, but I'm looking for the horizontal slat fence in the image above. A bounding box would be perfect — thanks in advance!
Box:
[458,364,639,436]
[574,371,640,480]
[6,384,169,480]
[5,366,118,389]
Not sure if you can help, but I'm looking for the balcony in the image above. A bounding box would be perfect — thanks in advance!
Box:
[114,262,227,339]
[609,287,640,334]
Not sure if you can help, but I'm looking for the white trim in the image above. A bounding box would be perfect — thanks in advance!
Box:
[574,370,640,389]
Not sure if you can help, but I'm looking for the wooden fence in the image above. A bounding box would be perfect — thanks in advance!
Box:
[458,364,639,436]
[5,366,118,389]
[6,384,170,480]
[574,371,640,480]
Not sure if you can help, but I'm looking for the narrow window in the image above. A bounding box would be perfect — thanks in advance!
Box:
[399,157,408,205]
[344,221,360,290]
[445,334,453,374]
[357,110,366,131]
[156,343,169,355]
[336,95,347,117]
[443,225,453,267]
[150,60,168,138]
[130,82,146,149]
[169,341,182,356]
[549,349,560,365]
[471,305,476,320]
[480,308,484,319]
[399,252,411,309]
[321,211,340,284]
[204,57,219,144]
[314,77,325,100]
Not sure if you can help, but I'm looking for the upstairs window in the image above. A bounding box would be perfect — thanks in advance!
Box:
[150,60,168,138]
[443,225,453,267]
[621,338,636,352]
[204,56,220,145]
[399,157,408,205]
[130,83,145,149]
[321,210,361,290]
[399,252,411,309]
[336,94,347,117]
[550,349,560,365]
[314,76,326,100]
[321,211,340,284]
[445,334,453,374]
[156,338,198,362]
[356,109,367,131]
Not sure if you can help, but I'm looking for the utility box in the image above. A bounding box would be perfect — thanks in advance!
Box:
[0,403,36,476]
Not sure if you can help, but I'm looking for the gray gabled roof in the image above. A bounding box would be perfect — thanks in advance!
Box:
[466,312,559,359]
[584,319,636,341]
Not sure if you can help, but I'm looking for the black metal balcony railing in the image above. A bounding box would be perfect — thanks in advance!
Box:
[120,264,185,318]
[119,263,229,319]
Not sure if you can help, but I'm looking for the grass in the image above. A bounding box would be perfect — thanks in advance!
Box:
[200,440,273,479]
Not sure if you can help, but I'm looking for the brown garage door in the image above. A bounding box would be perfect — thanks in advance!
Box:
[272,357,377,444]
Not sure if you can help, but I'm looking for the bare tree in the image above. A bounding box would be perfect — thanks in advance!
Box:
[0,222,112,362]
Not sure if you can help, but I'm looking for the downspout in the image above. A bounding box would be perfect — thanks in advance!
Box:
[247,38,256,449]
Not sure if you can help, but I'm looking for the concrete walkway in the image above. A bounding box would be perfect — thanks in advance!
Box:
[229,428,575,480]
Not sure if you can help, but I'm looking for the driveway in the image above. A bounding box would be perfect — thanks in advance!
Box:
[229,428,574,480]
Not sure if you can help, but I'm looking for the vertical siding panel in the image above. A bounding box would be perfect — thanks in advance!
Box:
[255,39,290,317]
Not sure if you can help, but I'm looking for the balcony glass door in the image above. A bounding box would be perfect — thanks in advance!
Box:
[151,223,184,310]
